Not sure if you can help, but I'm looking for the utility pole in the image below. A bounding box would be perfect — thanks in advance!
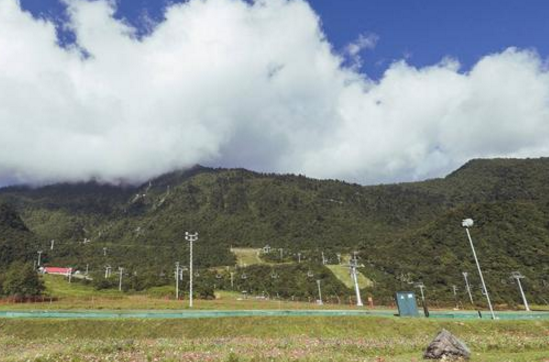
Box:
[118,267,124,291]
[316,279,323,305]
[511,272,531,312]
[452,285,459,309]
[230,272,234,289]
[350,253,363,307]
[462,272,474,305]
[185,232,198,308]
[37,251,43,267]
[175,262,180,300]
[68,268,72,283]
[462,219,496,319]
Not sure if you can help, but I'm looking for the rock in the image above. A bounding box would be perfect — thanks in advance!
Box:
[423,329,471,360]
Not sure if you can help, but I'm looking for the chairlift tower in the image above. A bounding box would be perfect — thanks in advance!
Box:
[462,271,474,305]
[511,271,531,312]
[452,285,459,309]
[462,218,496,319]
[185,231,198,308]
[104,265,112,278]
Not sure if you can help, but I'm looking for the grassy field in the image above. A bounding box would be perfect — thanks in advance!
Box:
[0,316,547,361]
[1,276,548,361]
[326,264,373,289]
[232,248,264,267]
[0,275,363,311]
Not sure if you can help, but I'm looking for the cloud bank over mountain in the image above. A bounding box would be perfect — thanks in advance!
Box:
[1,0,548,185]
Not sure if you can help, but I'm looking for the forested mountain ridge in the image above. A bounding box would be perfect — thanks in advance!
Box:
[0,158,548,303]
[0,203,38,269]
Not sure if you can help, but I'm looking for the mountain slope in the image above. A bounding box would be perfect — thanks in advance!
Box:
[1,158,548,303]
[0,203,38,270]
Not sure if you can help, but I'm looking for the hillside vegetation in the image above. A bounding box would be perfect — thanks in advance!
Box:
[0,158,548,304]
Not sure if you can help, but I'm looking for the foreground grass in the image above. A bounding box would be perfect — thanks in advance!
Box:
[0,317,548,361]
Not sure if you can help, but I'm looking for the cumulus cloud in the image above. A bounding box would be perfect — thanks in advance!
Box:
[344,33,379,69]
[0,0,548,186]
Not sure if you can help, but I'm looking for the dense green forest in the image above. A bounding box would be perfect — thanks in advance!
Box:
[0,158,548,304]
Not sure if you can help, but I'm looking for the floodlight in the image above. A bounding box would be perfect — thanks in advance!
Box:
[462,218,474,228]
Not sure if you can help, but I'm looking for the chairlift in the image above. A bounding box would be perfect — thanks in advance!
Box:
[216,274,222,279]
[270,272,279,279]
[307,270,314,278]
[194,271,200,277]
[241,273,248,279]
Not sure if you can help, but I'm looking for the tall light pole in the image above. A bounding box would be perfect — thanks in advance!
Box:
[462,271,475,305]
[118,267,124,291]
[462,218,496,319]
[511,271,531,312]
[185,231,198,308]
[350,253,363,307]
[316,279,323,305]
[175,262,180,300]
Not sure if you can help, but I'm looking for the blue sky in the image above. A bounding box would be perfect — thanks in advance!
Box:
[19,0,549,78]
[2,0,549,185]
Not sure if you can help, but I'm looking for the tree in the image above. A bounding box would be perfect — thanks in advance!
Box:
[2,262,44,298]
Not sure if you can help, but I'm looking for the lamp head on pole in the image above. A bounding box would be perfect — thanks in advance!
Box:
[185,231,199,242]
[461,218,474,228]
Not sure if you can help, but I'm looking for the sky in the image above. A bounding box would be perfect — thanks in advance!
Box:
[1,0,549,186]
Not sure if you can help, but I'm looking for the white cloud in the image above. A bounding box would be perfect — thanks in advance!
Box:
[0,0,548,186]
[344,33,379,68]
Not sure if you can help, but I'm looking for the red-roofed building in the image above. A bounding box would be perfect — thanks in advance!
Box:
[42,267,72,276]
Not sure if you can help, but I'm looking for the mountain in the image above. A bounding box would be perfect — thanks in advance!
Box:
[0,158,548,304]
[0,203,38,270]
